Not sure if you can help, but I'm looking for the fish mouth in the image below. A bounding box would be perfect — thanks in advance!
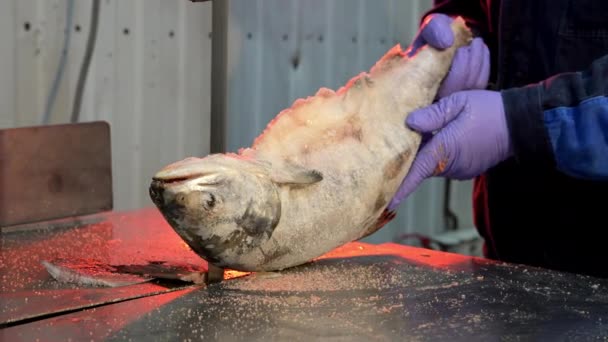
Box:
[151,173,224,195]
[148,180,192,231]
[152,173,206,186]
[149,169,223,212]
[149,179,169,208]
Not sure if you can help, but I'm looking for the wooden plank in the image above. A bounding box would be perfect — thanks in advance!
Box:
[0,121,112,227]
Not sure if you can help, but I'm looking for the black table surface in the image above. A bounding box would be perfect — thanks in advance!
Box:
[2,208,607,341]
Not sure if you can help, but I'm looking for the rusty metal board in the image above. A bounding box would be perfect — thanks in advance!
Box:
[0,121,113,227]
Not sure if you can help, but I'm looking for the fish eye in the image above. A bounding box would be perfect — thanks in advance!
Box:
[203,192,216,210]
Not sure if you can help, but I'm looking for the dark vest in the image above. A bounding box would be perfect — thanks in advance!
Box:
[472,0,608,278]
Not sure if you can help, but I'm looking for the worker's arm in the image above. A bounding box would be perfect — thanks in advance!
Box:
[388,53,608,210]
[503,53,608,179]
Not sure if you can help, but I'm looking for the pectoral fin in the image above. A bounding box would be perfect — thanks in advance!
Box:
[270,162,323,186]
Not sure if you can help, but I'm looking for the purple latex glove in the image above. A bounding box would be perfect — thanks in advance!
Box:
[388,90,512,210]
[406,13,491,97]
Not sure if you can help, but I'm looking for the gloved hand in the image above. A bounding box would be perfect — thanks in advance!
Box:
[406,13,491,97]
[388,90,512,210]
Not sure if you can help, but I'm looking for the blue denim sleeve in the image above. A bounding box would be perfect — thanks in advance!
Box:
[501,54,608,179]
[543,96,608,180]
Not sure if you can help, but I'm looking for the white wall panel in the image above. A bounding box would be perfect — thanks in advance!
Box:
[2,0,212,211]
[13,0,42,126]
[111,0,142,210]
[0,0,16,127]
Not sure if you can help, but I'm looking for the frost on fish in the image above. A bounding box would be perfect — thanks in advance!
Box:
[150,18,473,272]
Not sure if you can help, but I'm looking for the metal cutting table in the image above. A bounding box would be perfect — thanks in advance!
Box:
[1,10,607,336]
[2,207,608,341]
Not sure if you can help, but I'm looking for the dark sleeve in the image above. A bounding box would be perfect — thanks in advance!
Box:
[422,0,489,37]
[501,53,608,180]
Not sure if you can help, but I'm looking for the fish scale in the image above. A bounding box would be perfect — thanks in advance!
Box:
[149,18,473,272]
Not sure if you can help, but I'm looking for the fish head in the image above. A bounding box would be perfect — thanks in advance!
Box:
[149,154,282,269]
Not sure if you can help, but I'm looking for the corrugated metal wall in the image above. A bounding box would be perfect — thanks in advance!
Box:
[0,0,213,211]
[1,0,477,244]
